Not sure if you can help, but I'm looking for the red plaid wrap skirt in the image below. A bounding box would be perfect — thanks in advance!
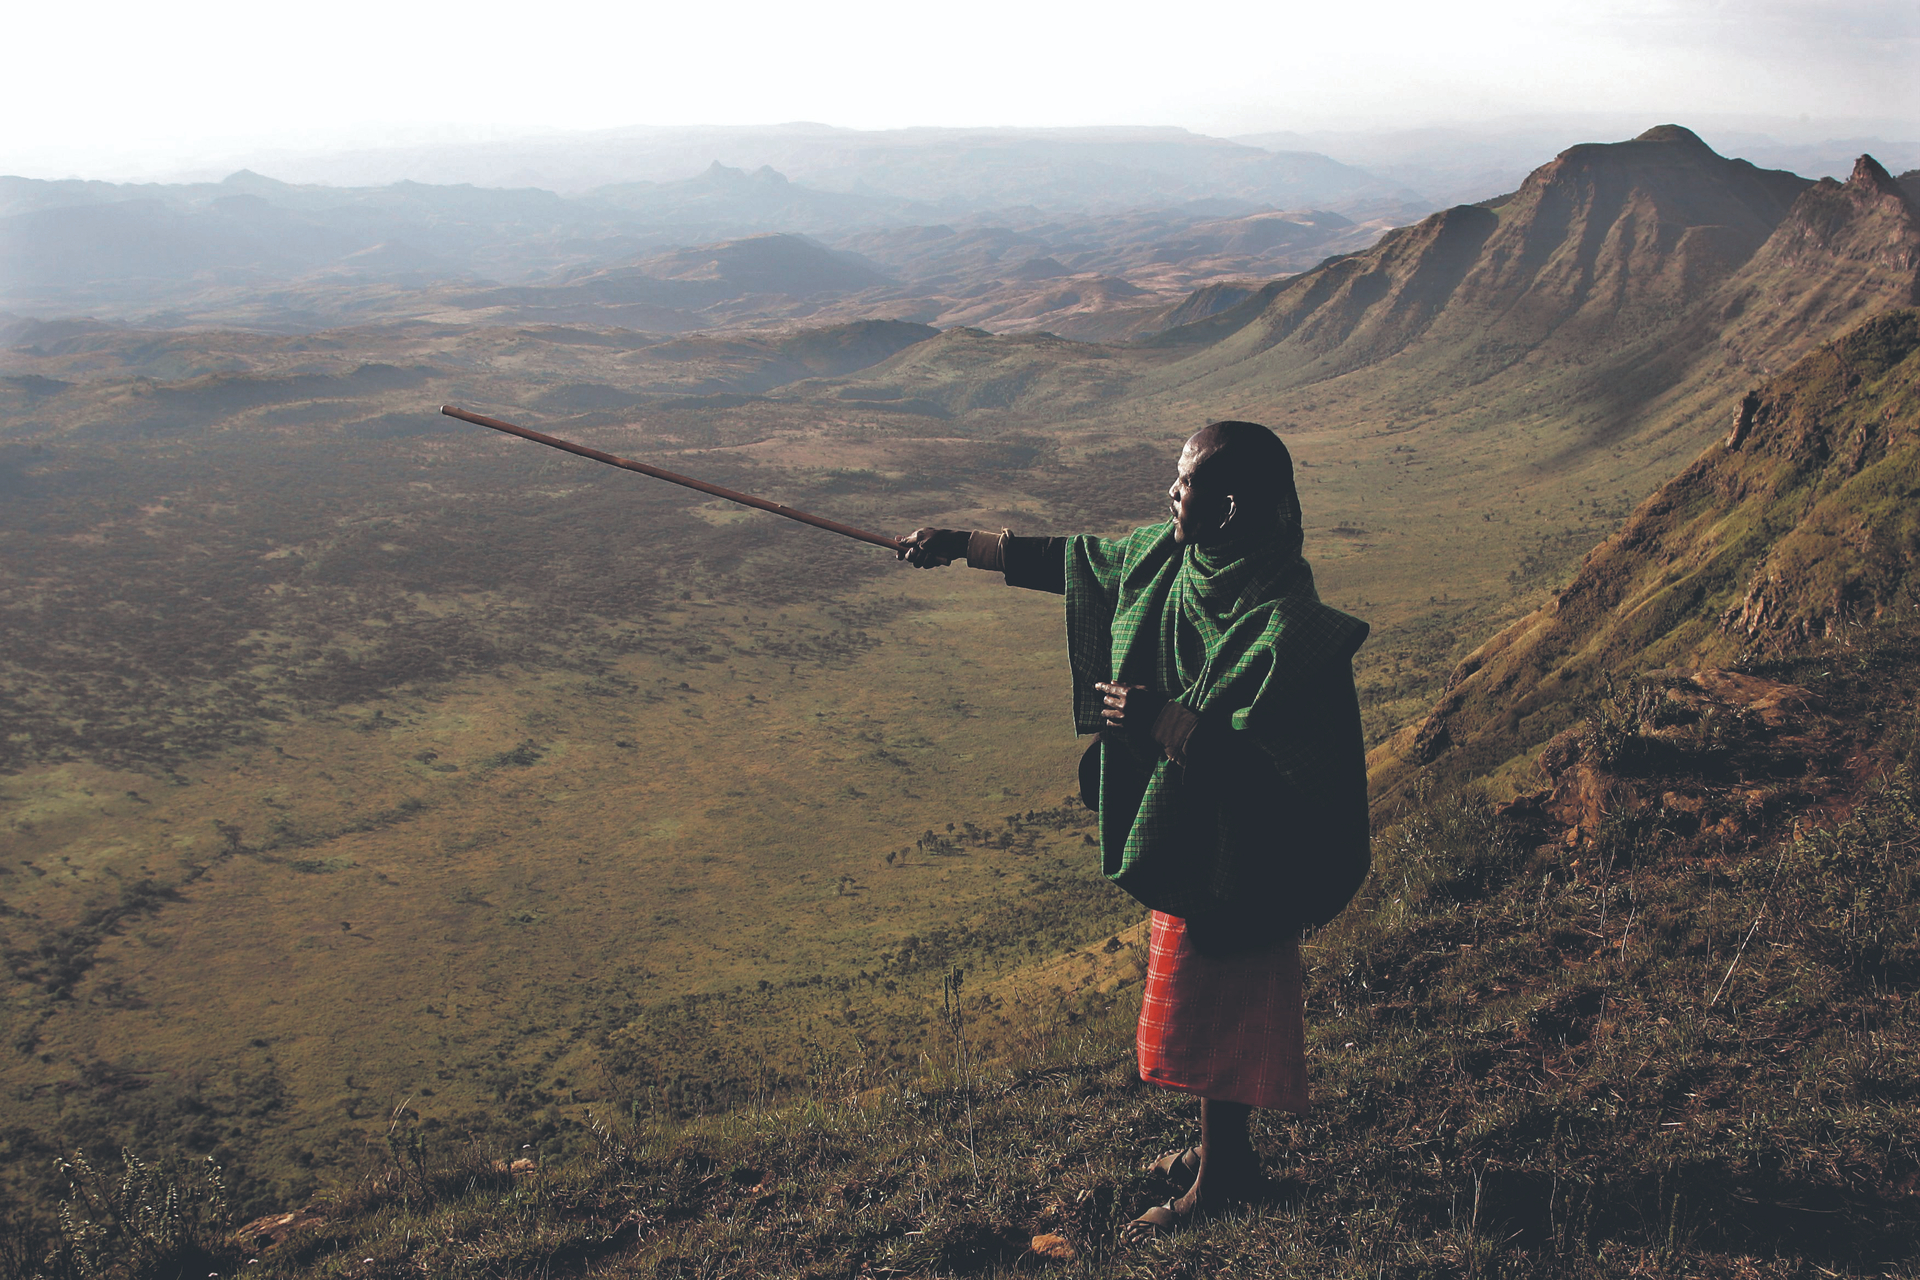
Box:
[1136,910,1309,1113]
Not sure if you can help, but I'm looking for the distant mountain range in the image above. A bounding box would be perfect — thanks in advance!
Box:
[13,125,1914,350]
[182,124,1428,213]
[0,155,1418,337]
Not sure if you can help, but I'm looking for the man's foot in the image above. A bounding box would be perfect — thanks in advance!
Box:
[1123,1199,1183,1239]
[1146,1144,1201,1191]
[1121,1156,1262,1241]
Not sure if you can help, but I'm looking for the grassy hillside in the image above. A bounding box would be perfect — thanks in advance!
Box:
[14,610,1920,1278]
[93,311,1919,1278]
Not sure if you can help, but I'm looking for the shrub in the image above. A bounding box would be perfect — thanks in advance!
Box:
[41,1150,238,1280]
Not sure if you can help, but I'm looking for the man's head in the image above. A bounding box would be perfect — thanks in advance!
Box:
[1167,420,1299,547]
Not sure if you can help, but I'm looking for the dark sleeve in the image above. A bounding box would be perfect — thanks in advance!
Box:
[965,531,1067,595]
[1005,536,1067,594]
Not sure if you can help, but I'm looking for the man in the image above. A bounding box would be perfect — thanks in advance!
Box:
[898,420,1370,1234]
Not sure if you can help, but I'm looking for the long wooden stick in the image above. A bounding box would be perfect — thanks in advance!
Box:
[440,405,904,552]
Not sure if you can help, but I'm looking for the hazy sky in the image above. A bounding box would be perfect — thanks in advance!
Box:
[6,0,1916,179]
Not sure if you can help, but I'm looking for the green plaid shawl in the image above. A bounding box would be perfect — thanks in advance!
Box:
[1066,520,1371,948]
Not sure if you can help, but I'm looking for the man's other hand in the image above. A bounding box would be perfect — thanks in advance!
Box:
[898,527,969,567]
[1095,681,1168,734]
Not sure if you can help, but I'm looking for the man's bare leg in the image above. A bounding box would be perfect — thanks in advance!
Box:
[1129,1098,1261,1236]
[1176,1098,1258,1214]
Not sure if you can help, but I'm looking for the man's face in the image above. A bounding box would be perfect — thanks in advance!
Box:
[1168,435,1229,545]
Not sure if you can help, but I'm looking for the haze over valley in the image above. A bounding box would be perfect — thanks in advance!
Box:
[1,128,1441,342]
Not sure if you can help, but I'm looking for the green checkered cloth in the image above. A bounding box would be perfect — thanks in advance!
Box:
[1066,520,1371,944]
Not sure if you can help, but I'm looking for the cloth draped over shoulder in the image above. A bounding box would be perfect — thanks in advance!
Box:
[1066,520,1370,953]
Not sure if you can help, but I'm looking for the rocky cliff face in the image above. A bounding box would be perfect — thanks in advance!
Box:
[1166,127,1810,374]
[1712,156,1920,378]
[1498,666,1857,861]
[1367,307,1920,807]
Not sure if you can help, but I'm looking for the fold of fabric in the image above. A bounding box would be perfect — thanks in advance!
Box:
[1063,520,1371,950]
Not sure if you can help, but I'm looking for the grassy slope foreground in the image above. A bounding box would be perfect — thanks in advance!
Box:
[22,596,1920,1279]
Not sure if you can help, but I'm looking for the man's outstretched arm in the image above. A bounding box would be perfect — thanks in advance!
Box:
[902,526,1198,763]
[897,527,1068,594]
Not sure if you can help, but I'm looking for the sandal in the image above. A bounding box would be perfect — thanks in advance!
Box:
[1147,1145,1201,1191]
[1121,1198,1181,1242]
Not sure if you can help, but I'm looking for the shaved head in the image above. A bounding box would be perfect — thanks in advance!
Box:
[1168,420,1303,549]
[1187,421,1296,513]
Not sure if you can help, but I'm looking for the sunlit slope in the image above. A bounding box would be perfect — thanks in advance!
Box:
[1149,127,1802,372]
[1715,156,1920,375]
[1138,133,1915,465]
[1368,307,1920,805]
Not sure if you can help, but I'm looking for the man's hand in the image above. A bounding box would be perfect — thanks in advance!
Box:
[897,527,969,568]
[1095,681,1168,734]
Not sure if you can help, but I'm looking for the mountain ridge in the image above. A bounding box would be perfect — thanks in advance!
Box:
[1150,126,1814,372]
[0,164,1403,338]
[1129,129,1919,530]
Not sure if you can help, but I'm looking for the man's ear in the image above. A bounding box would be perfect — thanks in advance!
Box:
[1219,494,1238,531]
